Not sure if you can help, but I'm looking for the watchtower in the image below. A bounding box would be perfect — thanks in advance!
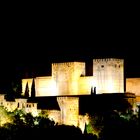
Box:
[93,58,124,93]
[52,62,85,95]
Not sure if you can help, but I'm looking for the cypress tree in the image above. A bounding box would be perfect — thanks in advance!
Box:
[31,78,35,98]
[24,82,29,98]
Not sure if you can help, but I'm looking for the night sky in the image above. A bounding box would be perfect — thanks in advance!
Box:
[0,7,139,92]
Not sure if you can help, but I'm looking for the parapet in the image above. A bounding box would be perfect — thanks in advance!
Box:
[93,58,124,63]
[52,62,85,68]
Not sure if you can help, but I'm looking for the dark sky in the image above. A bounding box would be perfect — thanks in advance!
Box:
[0,7,140,92]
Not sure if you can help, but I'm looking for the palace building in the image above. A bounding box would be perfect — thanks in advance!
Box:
[1,58,140,132]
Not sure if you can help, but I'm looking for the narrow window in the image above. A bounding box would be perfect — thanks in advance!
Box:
[101,65,104,68]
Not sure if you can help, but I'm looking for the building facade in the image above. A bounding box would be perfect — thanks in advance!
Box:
[1,58,140,132]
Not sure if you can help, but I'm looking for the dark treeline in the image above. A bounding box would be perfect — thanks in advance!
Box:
[0,105,140,140]
[0,107,96,140]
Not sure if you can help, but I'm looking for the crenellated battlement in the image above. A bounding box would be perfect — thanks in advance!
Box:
[93,58,123,64]
[52,62,75,76]
[52,62,85,70]
[93,58,124,69]
[94,58,123,61]
[52,62,75,67]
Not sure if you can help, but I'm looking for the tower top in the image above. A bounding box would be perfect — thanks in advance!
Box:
[93,58,124,62]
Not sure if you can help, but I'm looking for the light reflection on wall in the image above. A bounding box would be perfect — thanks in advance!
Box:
[35,77,58,96]
[107,80,115,93]
[78,76,94,95]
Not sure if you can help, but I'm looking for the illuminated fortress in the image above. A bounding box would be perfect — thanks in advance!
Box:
[22,58,124,96]
[20,58,139,131]
[1,58,140,131]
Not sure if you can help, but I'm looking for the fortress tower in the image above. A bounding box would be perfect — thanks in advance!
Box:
[52,62,85,95]
[93,58,124,94]
[57,97,79,126]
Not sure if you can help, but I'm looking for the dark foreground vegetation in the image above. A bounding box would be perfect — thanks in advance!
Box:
[0,106,140,140]
[0,107,96,140]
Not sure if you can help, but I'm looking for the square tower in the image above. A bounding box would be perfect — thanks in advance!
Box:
[93,58,124,93]
[52,62,85,95]
[57,97,79,126]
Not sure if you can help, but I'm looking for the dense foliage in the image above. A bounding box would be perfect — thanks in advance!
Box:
[0,107,95,140]
[0,106,140,140]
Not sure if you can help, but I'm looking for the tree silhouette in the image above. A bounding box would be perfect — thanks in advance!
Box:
[84,122,88,135]
[31,78,35,98]
[91,86,96,95]
[94,87,96,94]
[91,86,94,95]
[24,82,29,98]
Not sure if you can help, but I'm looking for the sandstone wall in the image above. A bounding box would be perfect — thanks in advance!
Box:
[93,58,124,93]
[57,97,79,126]
[126,78,140,96]
[78,76,94,95]
[35,76,57,96]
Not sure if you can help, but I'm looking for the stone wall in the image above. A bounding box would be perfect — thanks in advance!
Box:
[52,62,85,95]
[93,58,124,93]
[0,94,38,116]
[35,76,56,96]
[126,78,140,96]
[57,97,79,126]
[78,76,94,95]
[47,110,61,124]
[22,59,125,96]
